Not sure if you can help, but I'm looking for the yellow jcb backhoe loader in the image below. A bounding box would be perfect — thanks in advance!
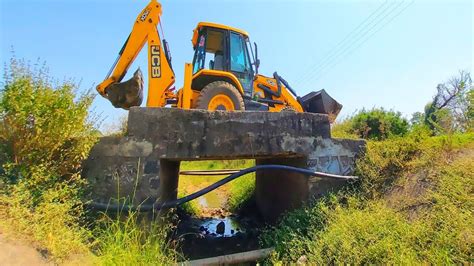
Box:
[96,0,342,121]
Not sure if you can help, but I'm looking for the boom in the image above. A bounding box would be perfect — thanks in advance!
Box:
[96,0,175,109]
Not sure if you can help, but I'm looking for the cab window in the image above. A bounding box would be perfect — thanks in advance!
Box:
[230,32,250,73]
[192,29,225,74]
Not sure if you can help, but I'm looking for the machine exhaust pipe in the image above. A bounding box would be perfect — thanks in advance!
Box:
[105,68,144,110]
[299,89,342,123]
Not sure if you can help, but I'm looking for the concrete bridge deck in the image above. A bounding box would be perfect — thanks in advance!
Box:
[83,108,365,222]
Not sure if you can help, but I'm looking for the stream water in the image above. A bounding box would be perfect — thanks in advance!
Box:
[174,210,262,261]
[174,172,263,261]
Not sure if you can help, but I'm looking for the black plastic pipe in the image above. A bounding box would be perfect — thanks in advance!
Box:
[86,164,357,212]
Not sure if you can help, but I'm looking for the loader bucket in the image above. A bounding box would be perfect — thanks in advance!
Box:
[300,89,342,123]
[105,69,144,110]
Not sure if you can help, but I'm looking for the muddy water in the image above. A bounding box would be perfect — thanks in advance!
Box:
[176,171,263,261]
[199,216,242,237]
[174,211,262,260]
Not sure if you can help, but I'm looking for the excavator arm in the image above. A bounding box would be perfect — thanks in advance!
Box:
[97,0,175,109]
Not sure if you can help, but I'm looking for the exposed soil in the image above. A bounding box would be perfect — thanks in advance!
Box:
[0,233,52,266]
[384,147,474,220]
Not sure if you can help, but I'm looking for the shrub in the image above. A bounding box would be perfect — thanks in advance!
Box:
[0,57,98,261]
[468,89,474,131]
[350,108,409,140]
[0,57,97,185]
[331,118,359,139]
[0,57,180,263]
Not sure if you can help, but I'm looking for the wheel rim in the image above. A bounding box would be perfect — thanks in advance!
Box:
[208,94,235,111]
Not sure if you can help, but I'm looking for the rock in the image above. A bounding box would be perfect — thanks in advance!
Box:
[235,232,244,239]
[297,255,308,265]
[216,221,225,235]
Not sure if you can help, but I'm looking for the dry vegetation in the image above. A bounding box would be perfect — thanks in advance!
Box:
[261,131,473,264]
[1,58,472,264]
[0,58,176,264]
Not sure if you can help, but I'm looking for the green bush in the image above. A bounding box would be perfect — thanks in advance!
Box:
[0,57,181,264]
[0,57,98,261]
[0,57,97,186]
[350,108,409,140]
[331,118,359,139]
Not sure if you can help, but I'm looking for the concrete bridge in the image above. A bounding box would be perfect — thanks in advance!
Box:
[82,108,365,222]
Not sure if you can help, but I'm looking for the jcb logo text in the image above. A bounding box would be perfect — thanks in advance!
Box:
[151,45,161,78]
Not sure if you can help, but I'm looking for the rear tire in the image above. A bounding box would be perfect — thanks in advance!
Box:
[196,81,245,111]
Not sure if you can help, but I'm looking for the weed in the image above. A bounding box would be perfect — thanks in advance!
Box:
[262,134,473,264]
[0,58,97,262]
[94,211,177,265]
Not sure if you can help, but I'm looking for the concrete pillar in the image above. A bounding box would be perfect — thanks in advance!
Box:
[158,159,180,206]
[255,157,309,223]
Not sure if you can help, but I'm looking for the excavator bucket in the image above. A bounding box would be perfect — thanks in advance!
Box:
[105,69,144,110]
[300,89,342,123]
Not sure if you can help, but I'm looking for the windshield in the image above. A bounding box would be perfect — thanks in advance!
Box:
[229,33,253,75]
[245,38,255,73]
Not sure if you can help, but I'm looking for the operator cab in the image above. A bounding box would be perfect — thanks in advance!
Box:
[191,22,257,96]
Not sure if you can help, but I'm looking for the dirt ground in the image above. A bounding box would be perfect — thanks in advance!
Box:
[0,233,52,266]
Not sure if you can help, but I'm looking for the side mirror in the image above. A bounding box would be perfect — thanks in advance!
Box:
[254,42,260,74]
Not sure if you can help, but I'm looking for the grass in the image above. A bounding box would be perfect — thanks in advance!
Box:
[178,159,255,214]
[2,133,471,264]
[0,171,178,265]
[0,181,92,262]
[0,158,257,264]
[3,58,470,263]
[93,211,177,265]
[261,132,474,264]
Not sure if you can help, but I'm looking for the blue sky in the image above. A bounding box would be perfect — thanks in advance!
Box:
[1,0,472,128]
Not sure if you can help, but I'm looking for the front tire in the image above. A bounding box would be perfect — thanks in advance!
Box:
[196,81,245,111]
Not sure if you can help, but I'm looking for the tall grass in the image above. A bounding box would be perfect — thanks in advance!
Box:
[0,180,92,261]
[262,133,474,264]
[93,159,178,265]
[0,58,178,264]
[0,58,96,262]
[94,211,177,265]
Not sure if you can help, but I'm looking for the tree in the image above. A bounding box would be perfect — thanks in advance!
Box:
[425,71,472,133]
